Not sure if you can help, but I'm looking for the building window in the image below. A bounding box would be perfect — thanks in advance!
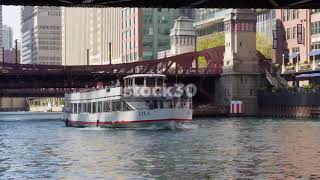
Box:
[292,47,300,64]
[292,47,300,53]
[287,9,290,21]
[293,10,296,19]
[292,26,296,39]
[283,10,286,21]
[311,9,320,14]
[311,21,320,35]
[287,28,291,40]
[312,43,320,50]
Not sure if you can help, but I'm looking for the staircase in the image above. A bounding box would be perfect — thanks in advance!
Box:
[265,68,288,89]
[275,71,289,88]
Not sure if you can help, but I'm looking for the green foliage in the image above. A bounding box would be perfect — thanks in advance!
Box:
[303,84,313,90]
[195,32,274,67]
[256,33,273,59]
[196,32,225,68]
[197,56,208,68]
[287,86,298,92]
[196,32,225,51]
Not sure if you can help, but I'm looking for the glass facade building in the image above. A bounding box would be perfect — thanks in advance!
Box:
[21,6,62,65]
[256,9,276,37]
[122,8,178,62]
[193,9,229,38]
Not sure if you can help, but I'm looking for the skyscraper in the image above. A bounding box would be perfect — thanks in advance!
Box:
[62,7,122,65]
[2,25,13,50]
[121,8,178,62]
[21,6,62,65]
[193,9,230,39]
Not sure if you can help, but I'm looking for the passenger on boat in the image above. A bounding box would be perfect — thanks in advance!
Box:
[116,79,121,87]
[146,100,155,109]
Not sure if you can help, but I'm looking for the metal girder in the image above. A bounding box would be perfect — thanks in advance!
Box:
[0,46,270,97]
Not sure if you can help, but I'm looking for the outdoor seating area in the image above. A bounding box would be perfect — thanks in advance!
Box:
[281,49,320,73]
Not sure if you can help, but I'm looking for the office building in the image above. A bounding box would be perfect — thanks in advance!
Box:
[193,9,230,39]
[121,8,178,62]
[2,25,13,50]
[21,6,62,65]
[62,7,122,65]
[275,9,310,64]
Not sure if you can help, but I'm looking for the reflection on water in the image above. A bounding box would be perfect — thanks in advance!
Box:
[1,116,320,179]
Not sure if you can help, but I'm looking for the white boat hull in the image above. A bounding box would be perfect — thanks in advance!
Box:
[64,108,192,128]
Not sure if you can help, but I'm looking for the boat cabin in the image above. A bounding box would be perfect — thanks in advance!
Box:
[123,74,166,88]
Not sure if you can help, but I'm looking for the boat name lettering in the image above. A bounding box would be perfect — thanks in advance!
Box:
[139,111,150,117]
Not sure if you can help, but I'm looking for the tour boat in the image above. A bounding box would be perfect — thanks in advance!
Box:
[63,74,193,128]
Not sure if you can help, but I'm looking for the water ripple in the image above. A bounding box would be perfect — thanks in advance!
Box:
[1,116,320,179]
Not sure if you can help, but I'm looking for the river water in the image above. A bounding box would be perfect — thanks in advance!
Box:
[1,116,320,179]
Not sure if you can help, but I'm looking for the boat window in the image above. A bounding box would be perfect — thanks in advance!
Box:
[159,100,164,109]
[88,103,91,113]
[79,103,82,113]
[70,103,73,113]
[74,103,78,114]
[156,77,164,86]
[83,103,87,113]
[153,100,159,109]
[164,100,171,108]
[93,102,97,114]
[146,77,156,87]
[112,101,121,111]
[135,77,144,86]
[98,102,102,113]
[123,101,132,111]
[103,101,110,112]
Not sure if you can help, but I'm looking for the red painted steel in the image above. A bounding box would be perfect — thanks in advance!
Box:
[0,46,225,76]
[0,46,270,97]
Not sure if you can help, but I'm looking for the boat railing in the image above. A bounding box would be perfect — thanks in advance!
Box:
[66,84,121,94]
[130,99,192,110]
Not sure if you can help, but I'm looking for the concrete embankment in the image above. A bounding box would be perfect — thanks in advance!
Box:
[258,91,320,118]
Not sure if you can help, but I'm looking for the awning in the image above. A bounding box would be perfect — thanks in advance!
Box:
[309,49,320,56]
[289,52,299,59]
[296,73,320,78]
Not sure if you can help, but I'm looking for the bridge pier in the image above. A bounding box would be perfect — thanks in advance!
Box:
[214,9,263,116]
[215,74,262,116]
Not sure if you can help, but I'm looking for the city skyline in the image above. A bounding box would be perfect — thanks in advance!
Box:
[3,6,20,40]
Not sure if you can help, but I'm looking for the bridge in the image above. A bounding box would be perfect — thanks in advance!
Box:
[0,47,223,97]
[1,0,317,8]
[0,46,268,97]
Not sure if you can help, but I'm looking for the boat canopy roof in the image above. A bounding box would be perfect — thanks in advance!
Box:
[124,74,166,79]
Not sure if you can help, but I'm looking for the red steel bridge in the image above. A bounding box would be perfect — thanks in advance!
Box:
[0,46,269,98]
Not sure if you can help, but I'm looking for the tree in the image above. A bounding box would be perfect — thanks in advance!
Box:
[196,32,225,68]
[195,32,273,67]
[196,32,225,51]
[256,33,273,60]
[196,32,273,59]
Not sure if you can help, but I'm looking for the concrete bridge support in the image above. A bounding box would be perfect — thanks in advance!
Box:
[215,9,263,116]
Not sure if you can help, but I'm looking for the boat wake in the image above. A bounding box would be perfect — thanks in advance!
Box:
[79,127,111,131]
[77,123,198,131]
[175,123,198,130]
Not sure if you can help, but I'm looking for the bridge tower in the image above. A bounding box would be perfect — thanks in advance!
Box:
[215,9,262,116]
[170,16,196,56]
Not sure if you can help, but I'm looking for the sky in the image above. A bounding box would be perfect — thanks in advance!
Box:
[3,6,21,40]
